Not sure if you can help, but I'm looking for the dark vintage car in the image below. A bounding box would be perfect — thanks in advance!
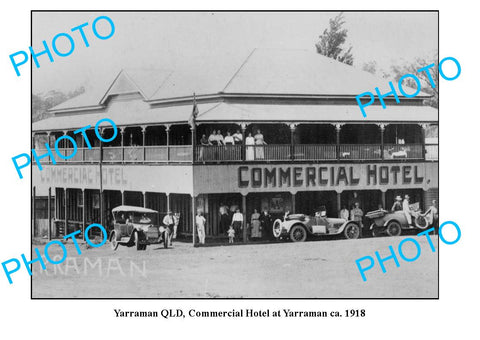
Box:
[273,212,361,242]
[109,205,169,251]
[366,206,429,237]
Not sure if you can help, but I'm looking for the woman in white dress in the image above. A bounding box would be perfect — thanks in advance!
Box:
[254,129,267,159]
[245,132,255,160]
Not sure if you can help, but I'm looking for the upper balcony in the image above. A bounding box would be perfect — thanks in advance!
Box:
[32,122,438,165]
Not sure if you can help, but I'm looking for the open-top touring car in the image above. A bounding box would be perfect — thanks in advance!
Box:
[272,212,361,242]
[109,205,170,251]
[366,205,429,237]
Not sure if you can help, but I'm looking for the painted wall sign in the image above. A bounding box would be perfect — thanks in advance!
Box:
[193,162,438,194]
[33,164,193,195]
[238,164,424,188]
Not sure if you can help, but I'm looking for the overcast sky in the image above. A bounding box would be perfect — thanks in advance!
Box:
[32,11,438,94]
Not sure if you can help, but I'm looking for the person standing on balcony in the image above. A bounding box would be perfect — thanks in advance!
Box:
[208,130,217,145]
[215,130,225,160]
[216,130,225,145]
[246,132,255,160]
[224,131,234,145]
[233,129,243,144]
[199,134,210,161]
[254,129,267,159]
[224,131,235,160]
[403,194,413,226]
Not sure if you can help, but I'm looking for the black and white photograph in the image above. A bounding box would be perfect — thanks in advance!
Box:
[30,11,439,298]
[4,1,480,338]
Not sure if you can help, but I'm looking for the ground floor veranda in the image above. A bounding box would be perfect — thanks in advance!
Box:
[32,186,439,243]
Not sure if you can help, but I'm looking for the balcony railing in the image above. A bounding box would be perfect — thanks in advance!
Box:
[384,144,423,160]
[196,145,242,162]
[294,144,337,160]
[425,144,438,161]
[36,142,438,165]
[339,144,382,160]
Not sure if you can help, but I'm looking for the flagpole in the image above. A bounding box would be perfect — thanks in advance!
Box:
[191,93,197,246]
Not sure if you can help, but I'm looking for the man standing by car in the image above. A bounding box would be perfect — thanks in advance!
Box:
[163,210,175,245]
[350,202,364,229]
[403,194,413,226]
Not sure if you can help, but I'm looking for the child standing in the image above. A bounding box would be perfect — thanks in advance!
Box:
[228,225,235,244]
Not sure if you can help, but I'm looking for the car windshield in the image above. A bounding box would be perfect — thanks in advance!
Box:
[115,211,157,224]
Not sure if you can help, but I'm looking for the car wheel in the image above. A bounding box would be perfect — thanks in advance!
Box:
[110,231,119,251]
[272,219,283,238]
[386,221,402,237]
[164,231,169,249]
[415,215,428,229]
[289,224,307,242]
[344,223,360,239]
[134,231,144,251]
[372,226,381,237]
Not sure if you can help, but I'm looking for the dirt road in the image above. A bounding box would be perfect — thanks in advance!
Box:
[32,235,438,298]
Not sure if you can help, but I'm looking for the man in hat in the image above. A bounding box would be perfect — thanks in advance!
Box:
[402,194,413,226]
[391,196,403,212]
[163,210,175,245]
[350,202,364,229]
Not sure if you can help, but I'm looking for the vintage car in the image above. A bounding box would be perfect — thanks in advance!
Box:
[109,205,170,251]
[272,212,361,242]
[366,207,429,237]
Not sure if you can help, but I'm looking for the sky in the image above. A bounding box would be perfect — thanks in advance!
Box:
[31,11,438,94]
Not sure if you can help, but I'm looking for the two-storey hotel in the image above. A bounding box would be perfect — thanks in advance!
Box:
[32,48,438,241]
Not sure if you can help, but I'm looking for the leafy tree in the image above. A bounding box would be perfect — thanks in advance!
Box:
[32,86,85,122]
[390,52,438,108]
[361,61,377,75]
[315,13,354,65]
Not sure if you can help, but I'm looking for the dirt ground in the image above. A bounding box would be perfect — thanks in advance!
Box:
[32,235,438,298]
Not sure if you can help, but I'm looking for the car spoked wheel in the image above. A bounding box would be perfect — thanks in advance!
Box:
[386,221,402,237]
[134,231,145,251]
[415,216,428,229]
[272,219,282,238]
[163,230,169,249]
[110,231,119,250]
[289,225,307,242]
[344,223,360,239]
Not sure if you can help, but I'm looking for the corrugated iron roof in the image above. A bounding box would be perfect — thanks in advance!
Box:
[33,101,436,132]
[47,48,430,112]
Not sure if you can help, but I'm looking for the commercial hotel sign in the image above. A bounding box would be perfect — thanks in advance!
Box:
[194,162,438,194]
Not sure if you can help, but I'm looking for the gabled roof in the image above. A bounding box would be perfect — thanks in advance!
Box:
[47,48,429,113]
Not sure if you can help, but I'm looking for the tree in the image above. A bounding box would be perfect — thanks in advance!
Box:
[32,86,85,122]
[390,52,438,108]
[361,61,377,75]
[315,13,354,66]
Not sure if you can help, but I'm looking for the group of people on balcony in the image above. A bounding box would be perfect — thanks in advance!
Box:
[198,129,268,161]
